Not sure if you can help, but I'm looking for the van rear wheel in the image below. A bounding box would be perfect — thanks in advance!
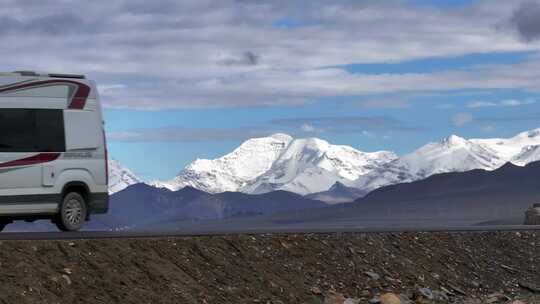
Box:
[55,192,87,232]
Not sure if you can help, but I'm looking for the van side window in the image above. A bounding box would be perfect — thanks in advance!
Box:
[0,109,36,152]
[0,109,65,152]
[36,110,65,152]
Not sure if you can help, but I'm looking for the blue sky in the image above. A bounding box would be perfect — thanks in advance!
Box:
[1,0,540,181]
[104,79,540,180]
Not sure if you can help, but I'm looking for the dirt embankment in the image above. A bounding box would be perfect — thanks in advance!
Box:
[0,231,538,304]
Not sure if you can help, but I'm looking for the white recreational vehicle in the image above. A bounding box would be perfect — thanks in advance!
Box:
[0,71,109,231]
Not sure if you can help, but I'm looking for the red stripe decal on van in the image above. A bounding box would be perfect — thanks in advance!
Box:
[0,80,90,109]
[0,153,61,168]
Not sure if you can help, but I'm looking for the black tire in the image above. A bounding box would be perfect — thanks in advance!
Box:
[55,192,87,232]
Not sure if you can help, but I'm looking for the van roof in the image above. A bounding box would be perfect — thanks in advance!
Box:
[0,71,86,79]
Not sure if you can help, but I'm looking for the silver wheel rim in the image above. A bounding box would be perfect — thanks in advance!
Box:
[64,198,83,227]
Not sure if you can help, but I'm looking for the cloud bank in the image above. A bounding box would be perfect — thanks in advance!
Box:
[0,0,539,110]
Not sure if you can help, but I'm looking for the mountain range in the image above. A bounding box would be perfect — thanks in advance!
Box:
[149,134,397,195]
[350,128,540,193]
[109,128,540,202]
[14,157,538,232]
[93,183,326,229]
[267,160,540,228]
[96,159,540,231]
[306,182,368,204]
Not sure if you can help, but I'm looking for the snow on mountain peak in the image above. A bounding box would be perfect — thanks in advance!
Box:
[240,137,397,195]
[140,127,540,197]
[512,145,540,166]
[108,159,141,194]
[352,128,540,193]
[158,134,294,193]
[442,134,467,146]
[398,135,500,177]
[156,134,396,195]
[524,128,540,138]
[471,128,540,160]
[269,133,294,142]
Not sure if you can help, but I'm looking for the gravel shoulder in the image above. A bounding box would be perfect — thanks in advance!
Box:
[0,231,538,303]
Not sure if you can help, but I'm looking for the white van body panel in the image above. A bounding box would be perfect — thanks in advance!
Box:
[0,72,109,218]
[0,152,43,189]
[64,109,102,150]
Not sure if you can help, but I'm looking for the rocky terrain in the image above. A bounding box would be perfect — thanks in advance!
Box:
[0,231,538,303]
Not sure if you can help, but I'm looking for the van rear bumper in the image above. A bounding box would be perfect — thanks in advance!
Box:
[88,192,109,214]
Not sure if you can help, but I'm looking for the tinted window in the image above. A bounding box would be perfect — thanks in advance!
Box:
[0,109,65,152]
[36,110,65,152]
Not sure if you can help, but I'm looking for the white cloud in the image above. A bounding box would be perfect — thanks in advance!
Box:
[467,101,498,108]
[467,98,536,108]
[107,127,271,142]
[270,116,420,134]
[452,112,474,127]
[107,114,421,142]
[362,130,375,138]
[500,99,521,106]
[300,123,316,132]
[0,1,539,110]
[499,98,536,106]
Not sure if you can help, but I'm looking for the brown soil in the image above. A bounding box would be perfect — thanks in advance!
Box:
[0,231,538,303]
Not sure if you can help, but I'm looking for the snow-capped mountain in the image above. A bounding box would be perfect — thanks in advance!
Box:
[472,128,540,161]
[136,127,540,199]
[512,145,540,166]
[241,137,397,195]
[351,128,540,193]
[155,134,397,195]
[108,159,141,194]
[153,134,294,193]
